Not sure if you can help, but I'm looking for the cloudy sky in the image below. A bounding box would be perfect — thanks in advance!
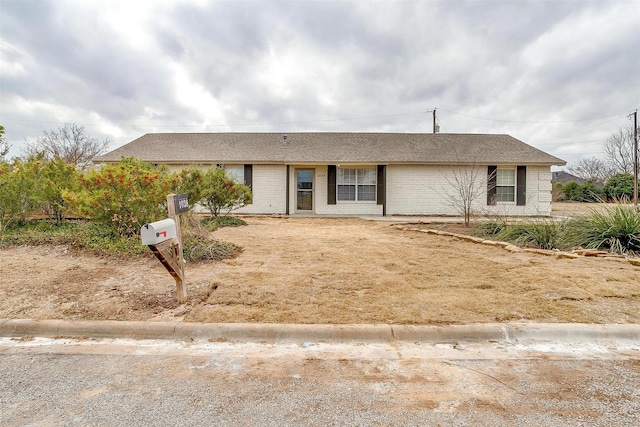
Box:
[1,0,638,167]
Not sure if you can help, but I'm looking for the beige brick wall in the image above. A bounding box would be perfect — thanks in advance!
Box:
[180,163,553,217]
[236,165,287,214]
[386,165,553,216]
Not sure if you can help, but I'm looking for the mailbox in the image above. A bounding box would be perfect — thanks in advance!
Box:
[141,218,177,245]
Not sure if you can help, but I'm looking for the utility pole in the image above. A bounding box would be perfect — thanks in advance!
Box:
[633,110,638,206]
[433,108,437,134]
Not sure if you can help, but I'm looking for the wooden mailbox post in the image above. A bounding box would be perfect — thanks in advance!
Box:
[141,194,189,304]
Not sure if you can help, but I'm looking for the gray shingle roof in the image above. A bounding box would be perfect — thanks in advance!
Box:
[95,132,566,166]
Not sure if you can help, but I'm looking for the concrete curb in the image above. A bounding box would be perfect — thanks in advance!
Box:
[2,319,639,343]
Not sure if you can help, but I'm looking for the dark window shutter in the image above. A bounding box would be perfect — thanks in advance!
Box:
[244,165,253,189]
[244,164,253,204]
[487,165,497,205]
[327,165,337,205]
[377,165,386,205]
[377,165,386,216]
[517,165,526,206]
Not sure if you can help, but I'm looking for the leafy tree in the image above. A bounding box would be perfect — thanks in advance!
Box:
[200,167,251,217]
[172,167,207,210]
[18,154,81,224]
[23,123,110,170]
[0,125,10,161]
[604,173,635,201]
[0,159,39,231]
[63,157,173,236]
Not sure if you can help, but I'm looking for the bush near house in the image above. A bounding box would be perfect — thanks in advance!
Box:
[200,167,252,217]
[173,167,208,210]
[62,157,174,237]
[1,156,247,261]
[604,173,636,201]
[561,180,604,202]
[0,155,81,231]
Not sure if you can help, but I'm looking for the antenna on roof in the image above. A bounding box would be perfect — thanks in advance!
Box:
[282,134,288,145]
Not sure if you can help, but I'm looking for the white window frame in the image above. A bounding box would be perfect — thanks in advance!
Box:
[223,165,244,184]
[337,167,376,202]
[496,168,516,203]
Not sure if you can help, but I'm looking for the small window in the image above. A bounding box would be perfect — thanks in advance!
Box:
[337,167,376,201]
[224,165,244,183]
[496,169,515,202]
[357,168,376,201]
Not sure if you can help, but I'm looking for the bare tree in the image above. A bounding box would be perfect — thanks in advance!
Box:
[442,164,494,226]
[566,156,612,184]
[604,124,636,175]
[23,123,110,169]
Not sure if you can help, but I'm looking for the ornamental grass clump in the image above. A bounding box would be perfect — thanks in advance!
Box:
[564,204,640,255]
[474,219,507,237]
[497,221,563,250]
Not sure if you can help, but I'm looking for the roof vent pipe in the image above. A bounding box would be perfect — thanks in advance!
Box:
[282,134,288,145]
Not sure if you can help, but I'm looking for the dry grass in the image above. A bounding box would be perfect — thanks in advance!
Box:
[186,217,640,324]
[1,216,639,324]
[551,201,613,217]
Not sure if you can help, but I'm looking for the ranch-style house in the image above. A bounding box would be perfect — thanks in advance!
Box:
[95,132,566,217]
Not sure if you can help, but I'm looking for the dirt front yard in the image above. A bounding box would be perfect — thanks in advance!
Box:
[1,216,639,324]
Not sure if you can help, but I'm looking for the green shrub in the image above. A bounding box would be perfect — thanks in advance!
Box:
[562,180,603,202]
[0,220,84,247]
[26,155,81,223]
[0,217,242,261]
[172,167,207,210]
[0,220,146,256]
[579,181,605,202]
[564,204,640,254]
[63,157,173,237]
[604,173,635,201]
[201,167,252,217]
[562,181,580,201]
[0,156,82,230]
[0,160,37,231]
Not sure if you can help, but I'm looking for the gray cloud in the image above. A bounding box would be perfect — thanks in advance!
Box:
[0,0,637,167]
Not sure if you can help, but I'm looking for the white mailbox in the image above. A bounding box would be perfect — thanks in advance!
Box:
[141,218,177,245]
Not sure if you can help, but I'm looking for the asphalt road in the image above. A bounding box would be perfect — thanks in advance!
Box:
[1,337,639,426]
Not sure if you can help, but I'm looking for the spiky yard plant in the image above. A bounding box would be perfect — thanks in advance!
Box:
[497,221,564,250]
[564,203,640,254]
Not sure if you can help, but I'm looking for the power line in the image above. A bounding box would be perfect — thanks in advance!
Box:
[437,108,630,124]
[0,111,428,129]
[2,108,630,130]
[530,117,627,145]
